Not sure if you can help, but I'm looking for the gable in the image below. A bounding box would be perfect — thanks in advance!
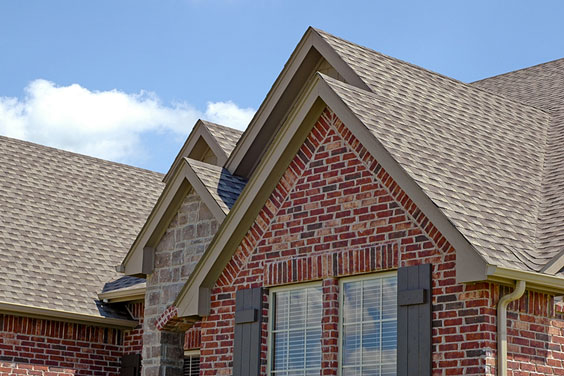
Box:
[188,136,219,165]
[225,27,370,179]
[173,68,564,318]
[164,120,243,185]
[121,159,228,276]
[213,108,447,291]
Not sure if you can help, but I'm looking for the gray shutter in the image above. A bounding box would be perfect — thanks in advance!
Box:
[397,263,432,376]
[233,287,263,376]
[120,353,141,376]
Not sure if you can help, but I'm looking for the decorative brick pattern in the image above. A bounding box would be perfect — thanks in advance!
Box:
[155,305,193,333]
[195,107,564,375]
[0,314,123,376]
[143,191,218,376]
[264,243,398,287]
[184,323,201,351]
[200,108,464,375]
[155,305,179,331]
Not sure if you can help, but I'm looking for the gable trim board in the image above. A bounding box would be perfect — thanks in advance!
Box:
[0,301,138,329]
[172,73,564,320]
[122,158,227,276]
[225,27,370,178]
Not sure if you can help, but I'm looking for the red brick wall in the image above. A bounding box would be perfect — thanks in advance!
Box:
[184,322,201,351]
[124,302,144,355]
[501,288,564,375]
[0,314,124,376]
[197,108,564,375]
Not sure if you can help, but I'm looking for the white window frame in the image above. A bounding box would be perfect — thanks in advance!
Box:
[267,281,323,375]
[338,271,398,376]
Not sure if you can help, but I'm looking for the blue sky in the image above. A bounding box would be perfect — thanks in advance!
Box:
[1,1,563,173]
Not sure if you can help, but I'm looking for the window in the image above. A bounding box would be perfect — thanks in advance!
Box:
[340,273,397,376]
[269,284,322,375]
[183,351,200,376]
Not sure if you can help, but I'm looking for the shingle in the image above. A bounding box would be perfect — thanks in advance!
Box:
[472,59,564,269]
[186,158,247,214]
[201,120,243,158]
[316,29,564,274]
[320,72,550,272]
[0,136,164,317]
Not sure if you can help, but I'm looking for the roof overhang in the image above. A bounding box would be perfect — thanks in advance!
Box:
[173,73,515,319]
[225,27,370,179]
[484,265,564,295]
[98,285,146,303]
[0,301,138,329]
[121,158,227,276]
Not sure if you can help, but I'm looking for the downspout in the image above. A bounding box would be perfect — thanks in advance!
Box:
[497,280,526,375]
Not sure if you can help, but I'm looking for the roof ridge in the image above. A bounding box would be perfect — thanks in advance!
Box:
[313,27,551,116]
[471,56,564,85]
[0,134,163,177]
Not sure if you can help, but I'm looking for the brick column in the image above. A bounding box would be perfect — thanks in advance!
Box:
[321,278,339,375]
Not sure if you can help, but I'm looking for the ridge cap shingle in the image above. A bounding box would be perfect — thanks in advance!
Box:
[315,27,550,116]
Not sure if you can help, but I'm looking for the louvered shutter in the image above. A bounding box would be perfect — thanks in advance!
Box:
[120,353,141,376]
[183,354,200,376]
[397,263,432,376]
[233,287,263,376]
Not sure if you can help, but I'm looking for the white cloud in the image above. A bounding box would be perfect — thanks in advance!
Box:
[0,79,255,162]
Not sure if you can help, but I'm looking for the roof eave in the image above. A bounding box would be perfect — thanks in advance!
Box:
[98,286,146,303]
[0,301,138,329]
[485,265,564,295]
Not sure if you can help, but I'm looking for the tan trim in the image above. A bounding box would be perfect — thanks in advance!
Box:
[0,301,138,329]
[184,349,200,357]
[98,286,146,303]
[163,120,229,185]
[313,75,490,287]
[175,79,326,318]
[541,249,564,275]
[174,72,564,319]
[225,27,370,178]
[486,266,564,294]
[174,74,494,319]
[497,280,526,376]
[122,159,227,276]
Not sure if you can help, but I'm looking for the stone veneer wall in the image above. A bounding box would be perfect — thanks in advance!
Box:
[142,192,218,376]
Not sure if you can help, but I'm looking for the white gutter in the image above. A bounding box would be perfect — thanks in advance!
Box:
[497,280,526,375]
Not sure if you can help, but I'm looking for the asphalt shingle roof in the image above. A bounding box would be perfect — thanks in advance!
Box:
[202,120,243,158]
[471,58,564,268]
[186,158,247,214]
[0,136,164,317]
[314,28,562,273]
